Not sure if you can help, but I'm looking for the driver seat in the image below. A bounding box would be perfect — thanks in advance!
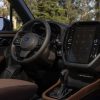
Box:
[0,79,38,100]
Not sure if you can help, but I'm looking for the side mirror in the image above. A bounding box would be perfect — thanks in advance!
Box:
[0,17,12,31]
[0,18,4,31]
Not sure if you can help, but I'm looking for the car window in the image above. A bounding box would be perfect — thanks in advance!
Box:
[24,0,100,24]
[0,0,9,18]
[0,0,22,30]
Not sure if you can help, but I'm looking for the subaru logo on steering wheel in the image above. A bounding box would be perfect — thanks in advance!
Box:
[24,36,30,42]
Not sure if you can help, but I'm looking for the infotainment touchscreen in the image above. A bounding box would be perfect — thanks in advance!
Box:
[67,26,96,64]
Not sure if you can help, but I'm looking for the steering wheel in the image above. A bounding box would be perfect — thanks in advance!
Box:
[11,19,51,63]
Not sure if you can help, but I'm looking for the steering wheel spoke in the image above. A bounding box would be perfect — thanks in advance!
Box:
[20,50,30,58]
[13,37,21,46]
[38,37,44,46]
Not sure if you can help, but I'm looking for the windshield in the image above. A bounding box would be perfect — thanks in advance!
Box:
[25,0,99,24]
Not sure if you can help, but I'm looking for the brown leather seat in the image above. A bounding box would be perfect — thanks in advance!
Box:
[0,79,38,100]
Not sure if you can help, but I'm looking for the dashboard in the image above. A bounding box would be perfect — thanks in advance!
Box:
[30,21,66,57]
[0,32,15,46]
[24,21,64,43]
[48,21,66,57]
[31,21,65,43]
[1,20,100,72]
[62,21,100,71]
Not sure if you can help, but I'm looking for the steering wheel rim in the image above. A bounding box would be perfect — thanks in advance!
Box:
[11,19,51,63]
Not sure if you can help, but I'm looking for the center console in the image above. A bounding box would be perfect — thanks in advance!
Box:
[42,69,95,100]
[42,21,100,100]
[42,78,100,100]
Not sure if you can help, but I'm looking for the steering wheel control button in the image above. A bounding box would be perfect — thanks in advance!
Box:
[20,33,38,51]
[14,38,21,46]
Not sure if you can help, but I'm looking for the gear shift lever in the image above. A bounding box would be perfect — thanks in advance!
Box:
[51,69,69,99]
[60,69,69,85]
[47,69,71,99]
[59,69,69,94]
